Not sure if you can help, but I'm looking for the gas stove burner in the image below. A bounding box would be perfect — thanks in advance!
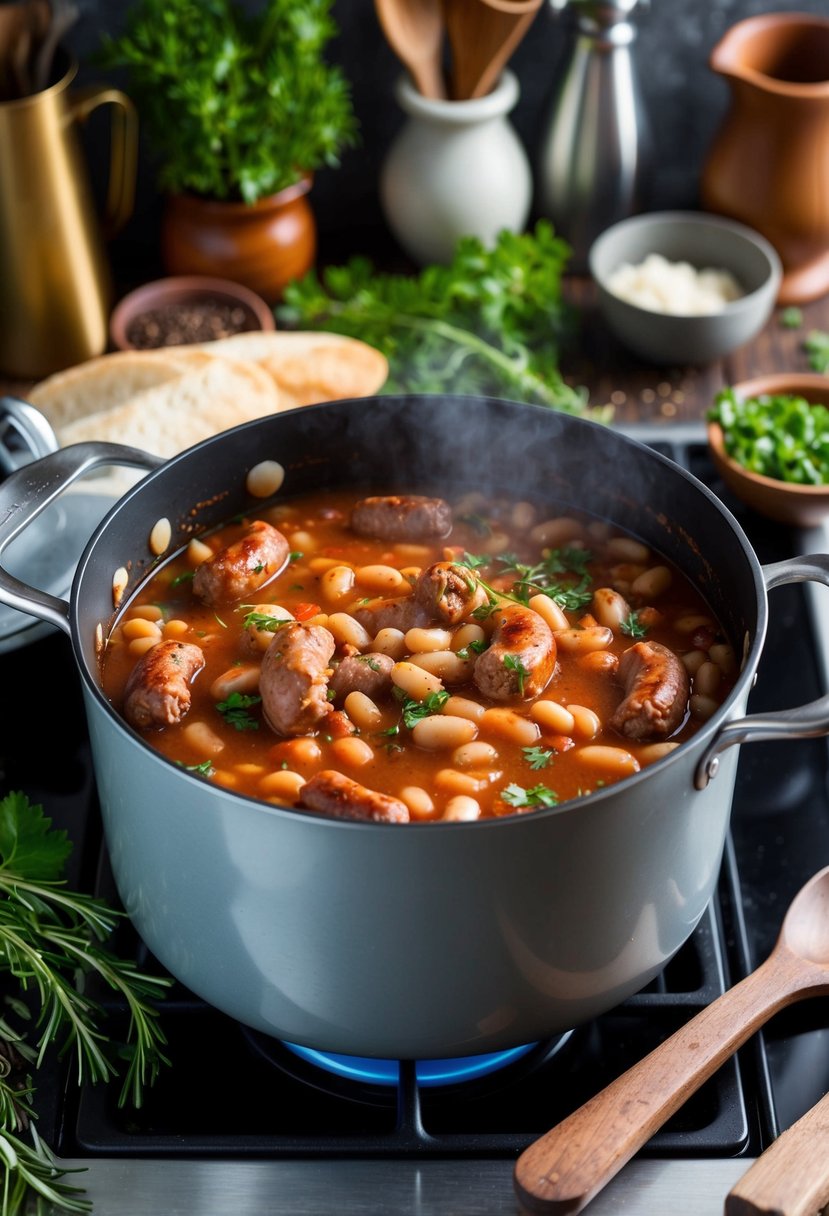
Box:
[242,1026,576,1106]
[282,1040,540,1088]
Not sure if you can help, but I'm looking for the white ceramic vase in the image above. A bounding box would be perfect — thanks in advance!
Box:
[380,70,532,265]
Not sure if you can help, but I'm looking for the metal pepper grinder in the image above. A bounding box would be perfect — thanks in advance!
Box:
[536,0,650,270]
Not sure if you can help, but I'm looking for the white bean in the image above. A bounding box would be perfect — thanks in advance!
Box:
[690,693,719,721]
[452,741,499,767]
[210,664,261,703]
[529,516,584,547]
[567,704,601,740]
[373,628,408,660]
[442,795,481,822]
[591,587,631,630]
[709,643,736,675]
[694,660,721,698]
[343,691,384,731]
[327,612,373,651]
[391,661,444,700]
[452,622,487,653]
[246,460,284,498]
[443,695,486,723]
[631,565,672,600]
[578,745,640,776]
[408,651,472,683]
[637,741,681,763]
[321,565,356,603]
[182,720,225,758]
[259,770,304,801]
[681,649,708,675]
[356,564,406,594]
[480,708,539,746]
[528,593,569,632]
[412,715,477,750]
[435,769,488,796]
[331,737,375,767]
[405,626,454,653]
[554,625,613,653]
[530,701,575,734]
[605,536,650,563]
[399,786,437,820]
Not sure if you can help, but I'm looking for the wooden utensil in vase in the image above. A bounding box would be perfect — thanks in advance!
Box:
[374,0,446,99]
[444,0,543,101]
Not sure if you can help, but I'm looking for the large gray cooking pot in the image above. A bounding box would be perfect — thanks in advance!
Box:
[2,394,829,1060]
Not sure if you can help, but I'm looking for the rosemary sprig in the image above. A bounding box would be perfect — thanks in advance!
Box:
[0,791,172,1212]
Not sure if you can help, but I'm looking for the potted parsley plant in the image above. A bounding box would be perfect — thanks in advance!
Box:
[99,0,358,301]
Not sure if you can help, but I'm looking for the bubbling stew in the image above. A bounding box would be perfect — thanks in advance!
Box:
[101,487,737,823]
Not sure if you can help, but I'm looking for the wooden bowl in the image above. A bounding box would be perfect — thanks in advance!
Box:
[109,275,275,352]
[707,373,829,527]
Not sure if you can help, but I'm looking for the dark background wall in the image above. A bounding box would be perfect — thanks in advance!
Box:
[64,0,829,278]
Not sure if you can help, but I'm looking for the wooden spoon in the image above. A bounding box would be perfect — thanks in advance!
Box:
[444,0,543,101]
[374,0,446,100]
[514,865,829,1215]
[725,1088,829,1216]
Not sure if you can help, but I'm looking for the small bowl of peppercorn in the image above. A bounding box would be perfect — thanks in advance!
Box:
[109,275,276,351]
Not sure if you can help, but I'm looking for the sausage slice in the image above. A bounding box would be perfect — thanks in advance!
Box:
[300,770,410,824]
[123,640,205,729]
[328,652,395,701]
[259,621,335,736]
[351,495,452,541]
[414,562,489,625]
[193,520,289,606]
[610,640,690,741]
[473,604,556,702]
[352,595,430,637]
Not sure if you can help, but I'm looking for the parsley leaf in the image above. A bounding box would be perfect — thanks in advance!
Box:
[805,329,829,373]
[180,760,215,776]
[242,609,292,632]
[456,638,487,659]
[500,783,559,809]
[216,692,262,731]
[0,791,71,883]
[398,689,451,729]
[503,653,529,694]
[522,746,554,770]
[169,570,195,588]
[620,611,648,639]
[278,223,604,417]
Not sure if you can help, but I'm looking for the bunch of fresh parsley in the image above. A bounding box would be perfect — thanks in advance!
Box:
[279,223,598,416]
[0,792,171,1212]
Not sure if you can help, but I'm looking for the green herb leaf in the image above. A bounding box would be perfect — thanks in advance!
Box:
[456,639,487,659]
[709,386,829,485]
[0,791,71,884]
[279,223,606,418]
[241,609,292,632]
[804,330,829,373]
[169,569,195,588]
[780,306,803,329]
[503,653,529,694]
[522,746,554,770]
[396,689,451,729]
[216,691,262,731]
[620,611,648,639]
[500,783,559,809]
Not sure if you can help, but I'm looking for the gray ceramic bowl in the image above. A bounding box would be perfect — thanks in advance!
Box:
[588,211,782,366]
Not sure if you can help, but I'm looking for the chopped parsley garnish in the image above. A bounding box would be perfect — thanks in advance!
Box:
[522,745,554,770]
[216,691,261,731]
[399,689,451,728]
[780,306,802,329]
[501,783,559,809]
[456,638,487,659]
[169,570,195,588]
[471,594,500,621]
[459,551,491,570]
[289,551,303,562]
[503,653,529,693]
[458,513,492,536]
[241,609,292,632]
[620,610,648,639]
[252,562,265,574]
[358,655,383,672]
[495,548,594,608]
[180,759,214,776]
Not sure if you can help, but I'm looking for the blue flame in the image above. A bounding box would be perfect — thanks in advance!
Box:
[282,1041,537,1087]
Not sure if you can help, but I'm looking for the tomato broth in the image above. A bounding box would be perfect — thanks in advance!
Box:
[101,487,736,822]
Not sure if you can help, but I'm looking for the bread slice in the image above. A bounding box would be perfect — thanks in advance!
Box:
[27,349,217,431]
[186,330,389,408]
[56,354,281,459]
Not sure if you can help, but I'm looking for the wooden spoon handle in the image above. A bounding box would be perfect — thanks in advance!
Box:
[726,1090,829,1216]
[514,952,816,1215]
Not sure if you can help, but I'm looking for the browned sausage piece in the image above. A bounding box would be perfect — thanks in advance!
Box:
[610,640,690,741]
[123,640,205,729]
[193,520,289,606]
[352,594,430,636]
[414,561,489,625]
[300,770,410,824]
[473,604,556,702]
[351,495,452,541]
[328,652,395,701]
[259,621,335,737]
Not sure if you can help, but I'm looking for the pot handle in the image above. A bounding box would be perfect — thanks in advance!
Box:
[0,437,163,635]
[695,553,829,790]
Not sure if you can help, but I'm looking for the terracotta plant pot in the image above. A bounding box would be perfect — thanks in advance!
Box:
[109,275,275,351]
[160,176,317,304]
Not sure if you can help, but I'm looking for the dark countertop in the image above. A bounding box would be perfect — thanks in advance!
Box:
[2,276,827,424]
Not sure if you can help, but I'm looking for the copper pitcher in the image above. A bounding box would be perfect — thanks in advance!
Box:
[0,51,137,378]
[701,12,829,305]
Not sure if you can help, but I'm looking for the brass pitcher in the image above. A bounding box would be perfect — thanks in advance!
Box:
[0,51,137,378]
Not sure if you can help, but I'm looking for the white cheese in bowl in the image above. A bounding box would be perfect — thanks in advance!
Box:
[606,253,743,315]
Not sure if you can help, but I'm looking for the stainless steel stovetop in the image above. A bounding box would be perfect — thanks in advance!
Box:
[5,423,829,1216]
